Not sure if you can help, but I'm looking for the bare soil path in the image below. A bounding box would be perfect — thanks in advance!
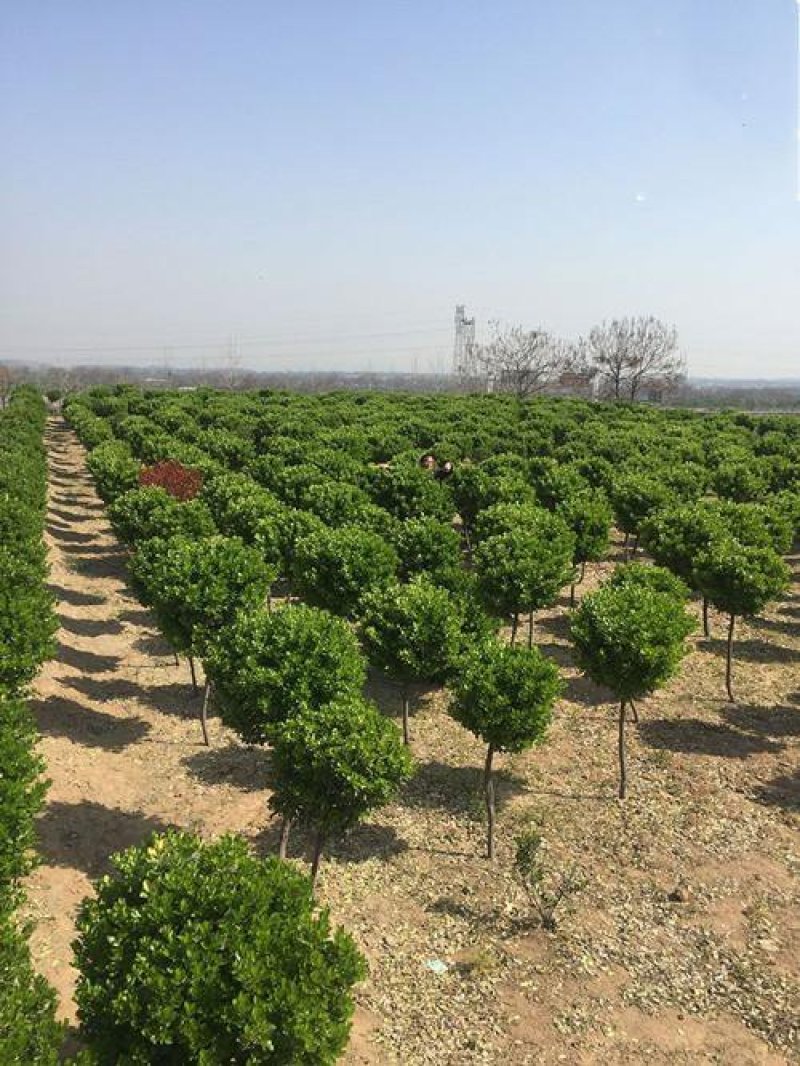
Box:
[25,418,800,1064]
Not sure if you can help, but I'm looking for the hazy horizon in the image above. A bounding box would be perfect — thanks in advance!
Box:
[2,2,800,379]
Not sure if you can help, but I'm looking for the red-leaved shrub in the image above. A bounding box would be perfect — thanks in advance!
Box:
[138,461,203,502]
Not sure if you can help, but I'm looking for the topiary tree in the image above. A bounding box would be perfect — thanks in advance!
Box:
[0,914,64,1065]
[449,640,561,859]
[108,486,215,547]
[607,562,690,601]
[610,473,672,553]
[129,535,275,732]
[556,490,613,605]
[693,537,790,702]
[269,696,414,884]
[366,462,454,523]
[388,516,463,588]
[359,578,465,744]
[73,831,366,1064]
[0,700,48,910]
[473,512,575,645]
[205,602,366,749]
[0,548,57,698]
[570,583,695,798]
[640,502,726,636]
[85,440,140,504]
[292,524,398,618]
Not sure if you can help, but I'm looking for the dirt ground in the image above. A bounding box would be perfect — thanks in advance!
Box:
[25,417,799,1064]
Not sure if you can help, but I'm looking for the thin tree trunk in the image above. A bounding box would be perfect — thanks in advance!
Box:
[173,651,180,668]
[623,532,630,549]
[632,533,639,556]
[278,818,292,859]
[628,700,639,724]
[200,681,212,746]
[580,560,586,583]
[618,700,627,800]
[401,687,410,746]
[570,583,576,608]
[189,655,198,695]
[702,597,710,638]
[267,591,272,614]
[484,743,496,860]
[510,614,519,646]
[528,613,534,648]
[725,614,736,703]
[310,830,326,890]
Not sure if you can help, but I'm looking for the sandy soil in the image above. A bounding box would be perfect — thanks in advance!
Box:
[25,417,799,1064]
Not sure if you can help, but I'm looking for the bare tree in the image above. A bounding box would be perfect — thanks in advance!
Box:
[474,323,571,399]
[587,316,683,401]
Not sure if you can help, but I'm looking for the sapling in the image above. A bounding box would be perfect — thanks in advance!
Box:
[449,640,561,859]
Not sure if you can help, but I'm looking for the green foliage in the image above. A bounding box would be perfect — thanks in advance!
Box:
[0,547,57,697]
[270,696,414,840]
[206,604,367,744]
[108,486,215,546]
[713,460,767,503]
[693,538,790,619]
[0,700,48,909]
[0,913,64,1064]
[474,513,575,624]
[556,490,613,566]
[200,472,285,566]
[640,502,726,589]
[607,562,690,601]
[388,516,463,587]
[366,462,453,522]
[610,473,672,537]
[293,524,398,617]
[85,441,140,504]
[449,639,561,753]
[73,831,365,1065]
[570,583,695,701]
[359,577,466,687]
[129,535,274,656]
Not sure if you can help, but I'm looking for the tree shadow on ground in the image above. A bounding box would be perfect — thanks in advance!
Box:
[36,801,170,877]
[746,615,800,640]
[57,641,121,674]
[48,583,106,608]
[699,637,800,665]
[59,614,124,638]
[48,506,93,525]
[777,604,800,620]
[183,744,272,792]
[62,674,198,720]
[117,605,153,626]
[535,612,572,642]
[364,673,439,721]
[721,704,800,739]
[46,523,96,545]
[31,693,151,751]
[559,673,606,708]
[751,770,800,813]
[68,551,127,580]
[400,760,526,819]
[538,642,574,669]
[132,631,173,657]
[253,819,408,867]
[638,717,785,759]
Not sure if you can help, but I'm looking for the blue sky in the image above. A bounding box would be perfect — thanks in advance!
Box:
[1,1,799,376]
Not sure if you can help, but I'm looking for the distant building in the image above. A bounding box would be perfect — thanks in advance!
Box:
[544,369,600,401]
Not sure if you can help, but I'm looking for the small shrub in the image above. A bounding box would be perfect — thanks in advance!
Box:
[73,831,366,1065]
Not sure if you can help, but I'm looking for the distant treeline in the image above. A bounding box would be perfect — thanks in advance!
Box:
[3,361,800,411]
